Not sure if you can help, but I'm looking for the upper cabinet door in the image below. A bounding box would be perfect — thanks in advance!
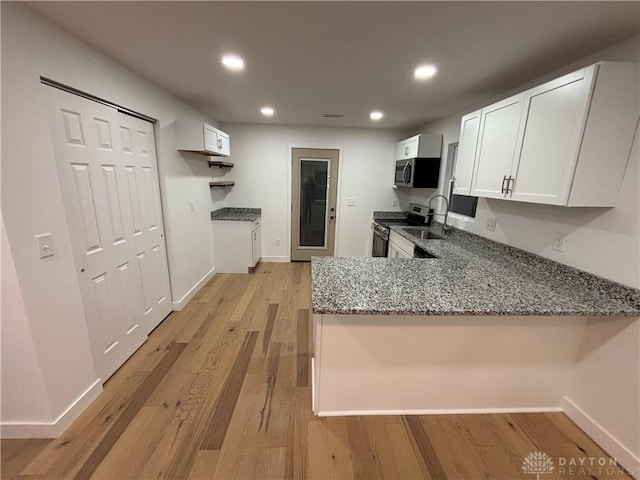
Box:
[509,67,594,205]
[203,123,219,153]
[217,131,231,156]
[453,110,481,195]
[404,135,420,158]
[471,94,524,199]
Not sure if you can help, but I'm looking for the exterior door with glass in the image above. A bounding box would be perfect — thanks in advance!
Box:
[291,148,339,261]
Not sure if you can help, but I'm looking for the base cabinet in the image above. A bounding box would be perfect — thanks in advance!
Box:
[388,231,413,258]
[212,218,261,273]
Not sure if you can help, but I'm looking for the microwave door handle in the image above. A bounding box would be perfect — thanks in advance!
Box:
[403,162,410,185]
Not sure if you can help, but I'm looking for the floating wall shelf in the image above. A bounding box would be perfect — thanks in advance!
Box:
[208,160,234,168]
[209,181,235,188]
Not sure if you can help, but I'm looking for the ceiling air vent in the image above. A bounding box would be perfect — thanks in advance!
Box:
[322,113,344,119]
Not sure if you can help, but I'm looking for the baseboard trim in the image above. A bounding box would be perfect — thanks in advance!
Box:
[1,379,102,439]
[172,266,216,311]
[562,397,640,478]
[316,406,562,417]
[260,256,289,263]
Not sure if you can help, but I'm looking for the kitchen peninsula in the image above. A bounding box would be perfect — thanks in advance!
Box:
[311,224,640,418]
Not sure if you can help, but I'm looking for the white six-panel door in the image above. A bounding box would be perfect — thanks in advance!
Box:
[45,87,171,381]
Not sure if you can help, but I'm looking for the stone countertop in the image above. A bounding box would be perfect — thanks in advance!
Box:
[210,207,261,222]
[311,224,640,316]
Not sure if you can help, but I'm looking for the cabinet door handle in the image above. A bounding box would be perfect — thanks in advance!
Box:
[501,175,507,194]
[253,232,256,240]
[507,176,515,194]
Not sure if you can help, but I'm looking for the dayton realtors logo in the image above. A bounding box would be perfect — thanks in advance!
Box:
[522,451,555,480]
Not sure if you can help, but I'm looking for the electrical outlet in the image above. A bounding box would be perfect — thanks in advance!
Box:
[552,232,567,252]
[188,200,195,213]
[347,197,356,206]
[392,199,399,208]
[35,233,54,259]
[486,217,497,232]
[275,238,281,247]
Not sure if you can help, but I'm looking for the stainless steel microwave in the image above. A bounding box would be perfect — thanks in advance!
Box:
[394,158,440,188]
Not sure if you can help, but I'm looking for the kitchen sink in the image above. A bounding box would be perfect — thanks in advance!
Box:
[403,227,444,240]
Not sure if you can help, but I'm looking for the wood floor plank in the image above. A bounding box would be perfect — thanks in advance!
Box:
[371,418,425,480]
[6,264,630,480]
[187,450,219,480]
[262,303,279,354]
[0,439,51,479]
[89,406,174,479]
[73,342,186,480]
[200,331,259,450]
[346,416,382,480]
[296,308,309,387]
[307,421,332,480]
[326,417,355,479]
[404,415,447,480]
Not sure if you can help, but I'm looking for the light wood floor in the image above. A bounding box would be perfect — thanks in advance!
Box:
[1,263,632,480]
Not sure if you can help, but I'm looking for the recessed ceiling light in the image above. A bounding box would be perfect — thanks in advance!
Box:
[370,111,384,121]
[414,64,437,80]
[221,54,245,71]
[261,106,274,116]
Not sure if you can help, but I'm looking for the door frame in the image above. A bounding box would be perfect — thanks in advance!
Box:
[287,144,343,261]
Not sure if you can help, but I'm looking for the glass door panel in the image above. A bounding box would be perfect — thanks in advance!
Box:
[299,159,329,248]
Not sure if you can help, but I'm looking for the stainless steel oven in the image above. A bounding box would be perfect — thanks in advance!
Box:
[372,222,390,257]
[371,203,434,257]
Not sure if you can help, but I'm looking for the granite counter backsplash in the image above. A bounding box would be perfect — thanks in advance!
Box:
[373,210,407,220]
[210,207,261,222]
[312,223,640,316]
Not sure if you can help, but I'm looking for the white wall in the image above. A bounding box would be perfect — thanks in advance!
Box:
[409,35,640,473]
[409,35,640,289]
[220,123,404,259]
[1,216,51,424]
[1,3,217,433]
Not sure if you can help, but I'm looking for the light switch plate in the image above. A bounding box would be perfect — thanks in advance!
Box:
[486,217,497,232]
[347,197,356,206]
[35,233,54,259]
[189,200,195,213]
[552,232,567,252]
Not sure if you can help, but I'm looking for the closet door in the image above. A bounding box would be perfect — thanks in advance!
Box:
[45,86,171,381]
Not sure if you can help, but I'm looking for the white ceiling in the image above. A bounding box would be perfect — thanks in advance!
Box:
[27,1,640,129]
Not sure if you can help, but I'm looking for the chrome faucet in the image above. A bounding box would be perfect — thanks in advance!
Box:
[427,194,450,232]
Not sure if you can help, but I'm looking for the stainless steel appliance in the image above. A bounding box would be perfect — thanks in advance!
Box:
[394,158,441,188]
[371,203,434,257]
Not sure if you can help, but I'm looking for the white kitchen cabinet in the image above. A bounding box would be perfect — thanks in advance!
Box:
[212,218,261,273]
[452,110,481,195]
[463,62,639,207]
[252,224,262,267]
[388,230,414,258]
[388,241,412,259]
[176,121,231,157]
[511,63,638,206]
[470,94,524,199]
[394,134,442,161]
